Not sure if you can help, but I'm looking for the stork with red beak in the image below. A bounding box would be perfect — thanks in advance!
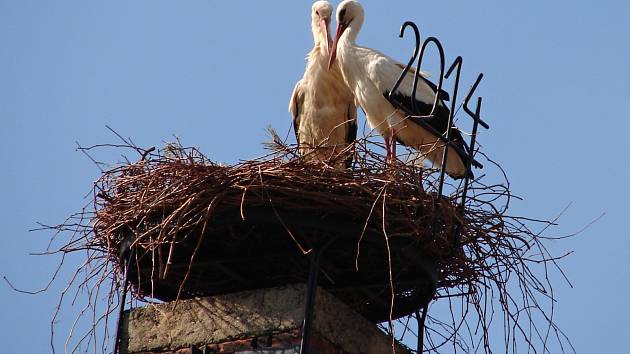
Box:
[289,1,357,168]
[328,0,478,178]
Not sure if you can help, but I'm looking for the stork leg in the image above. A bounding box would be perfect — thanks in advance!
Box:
[389,127,397,164]
[384,135,392,162]
[391,131,397,162]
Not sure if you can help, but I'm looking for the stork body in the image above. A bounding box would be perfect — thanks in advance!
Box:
[329,0,475,178]
[289,1,357,168]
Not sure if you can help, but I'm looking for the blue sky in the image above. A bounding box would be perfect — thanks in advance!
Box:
[1,0,629,352]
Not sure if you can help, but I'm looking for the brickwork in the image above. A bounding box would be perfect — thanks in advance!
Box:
[121,284,409,354]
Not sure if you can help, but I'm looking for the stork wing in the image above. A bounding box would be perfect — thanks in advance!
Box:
[365,50,481,171]
[365,52,448,115]
[288,79,305,146]
[343,100,358,169]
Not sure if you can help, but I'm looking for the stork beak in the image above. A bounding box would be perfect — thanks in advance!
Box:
[328,22,347,70]
[320,18,330,55]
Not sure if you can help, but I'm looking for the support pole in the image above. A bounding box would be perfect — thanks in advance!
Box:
[416,304,429,353]
[299,251,321,354]
[113,252,133,354]
[299,237,338,354]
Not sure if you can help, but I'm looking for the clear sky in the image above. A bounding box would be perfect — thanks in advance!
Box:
[1,0,629,353]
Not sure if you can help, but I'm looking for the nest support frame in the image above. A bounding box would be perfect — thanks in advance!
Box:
[119,200,449,323]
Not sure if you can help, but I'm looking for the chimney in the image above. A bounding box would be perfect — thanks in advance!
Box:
[120,284,411,354]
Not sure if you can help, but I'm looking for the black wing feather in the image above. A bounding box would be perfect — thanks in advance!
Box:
[345,104,358,169]
[289,81,304,149]
[385,90,482,173]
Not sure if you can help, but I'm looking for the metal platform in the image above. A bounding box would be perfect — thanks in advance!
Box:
[124,204,440,323]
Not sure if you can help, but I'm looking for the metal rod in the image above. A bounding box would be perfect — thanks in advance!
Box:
[416,304,429,353]
[299,238,338,354]
[416,37,445,117]
[463,74,489,129]
[451,98,482,257]
[113,251,134,354]
[299,252,320,354]
[459,97,482,211]
[389,21,421,108]
[437,56,463,196]
[407,35,452,204]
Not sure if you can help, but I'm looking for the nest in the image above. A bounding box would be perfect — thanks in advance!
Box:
[38,134,574,354]
[93,139,467,322]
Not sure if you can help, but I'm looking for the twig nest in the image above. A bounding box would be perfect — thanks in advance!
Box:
[94,143,463,322]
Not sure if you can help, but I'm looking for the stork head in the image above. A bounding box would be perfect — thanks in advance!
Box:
[311,1,333,54]
[328,0,365,70]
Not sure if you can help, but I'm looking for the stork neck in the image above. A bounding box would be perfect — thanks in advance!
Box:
[341,21,360,45]
[311,19,329,55]
[337,27,358,64]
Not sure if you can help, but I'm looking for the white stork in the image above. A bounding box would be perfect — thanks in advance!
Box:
[289,0,357,168]
[328,0,478,178]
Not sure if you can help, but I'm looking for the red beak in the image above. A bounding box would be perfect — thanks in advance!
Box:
[328,22,347,70]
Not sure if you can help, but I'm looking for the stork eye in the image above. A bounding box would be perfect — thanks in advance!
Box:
[316,10,320,16]
[339,8,346,20]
